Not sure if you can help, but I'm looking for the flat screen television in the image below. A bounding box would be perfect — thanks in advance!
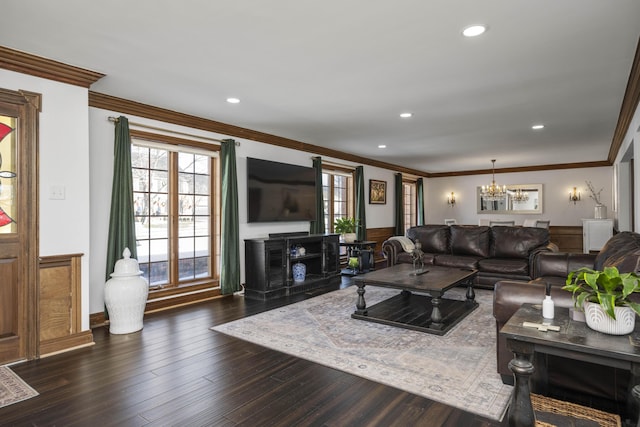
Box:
[247,157,317,223]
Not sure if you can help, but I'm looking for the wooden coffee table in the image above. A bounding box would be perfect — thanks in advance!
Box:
[351,264,478,335]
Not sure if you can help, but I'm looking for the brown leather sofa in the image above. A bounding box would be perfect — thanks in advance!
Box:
[382,224,554,288]
[494,231,640,414]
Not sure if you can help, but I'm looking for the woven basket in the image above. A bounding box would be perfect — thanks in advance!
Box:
[532,393,621,427]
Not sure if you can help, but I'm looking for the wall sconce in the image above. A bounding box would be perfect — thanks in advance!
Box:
[569,187,581,204]
[447,192,456,206]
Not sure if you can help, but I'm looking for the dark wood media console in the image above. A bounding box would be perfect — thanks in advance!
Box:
[244,233,341,300]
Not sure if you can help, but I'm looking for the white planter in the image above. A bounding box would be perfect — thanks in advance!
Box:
[594,204,607,219]
[104,248,149,334]
[341,233,357,243]
[584,302,635,335]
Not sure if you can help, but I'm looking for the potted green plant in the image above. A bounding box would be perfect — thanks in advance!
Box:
[334,217,358,242]
[563,266,640,335]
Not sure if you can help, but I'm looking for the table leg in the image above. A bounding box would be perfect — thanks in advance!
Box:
[631,385,640,427]
[507,339,536,427]
[466,280,475,303]
[354,282,367,315]
[629,363,640,427]
[430,291,443,329]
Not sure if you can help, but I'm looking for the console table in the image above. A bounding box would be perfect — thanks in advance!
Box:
[339,240,376,275]
[500,303,640,427]
[244,233,341,300]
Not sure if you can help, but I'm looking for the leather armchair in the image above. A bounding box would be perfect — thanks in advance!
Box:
[493,231,640,412]
[494,279,630,413]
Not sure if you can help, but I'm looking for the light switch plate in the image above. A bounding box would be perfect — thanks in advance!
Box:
[49,185,65,200]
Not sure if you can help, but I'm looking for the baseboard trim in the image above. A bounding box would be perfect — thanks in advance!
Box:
[39,330,94,357]
[90,287,226,328]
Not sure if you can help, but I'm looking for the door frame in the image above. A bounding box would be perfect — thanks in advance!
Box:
[0,88,40,362]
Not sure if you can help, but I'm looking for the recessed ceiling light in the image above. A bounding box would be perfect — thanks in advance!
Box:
[378,145,387,149]
[226,97,240,104]
[532,124,545,130]
[400,112,413,118]
[462,25,487,37]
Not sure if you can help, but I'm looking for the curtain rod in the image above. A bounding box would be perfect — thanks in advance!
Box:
[316,157,423,178]
[314,157,356,170]
[108,116,239,146]
[402,172,422,180]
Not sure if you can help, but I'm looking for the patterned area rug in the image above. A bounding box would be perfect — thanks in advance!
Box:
[212,286,513,421]
[0,366,38,408]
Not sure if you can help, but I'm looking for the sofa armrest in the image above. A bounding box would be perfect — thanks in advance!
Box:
[527,243,558,278]
[493,280,574,324]
[381,239,404,266]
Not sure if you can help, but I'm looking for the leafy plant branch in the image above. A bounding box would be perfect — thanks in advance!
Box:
[585,180,603,205]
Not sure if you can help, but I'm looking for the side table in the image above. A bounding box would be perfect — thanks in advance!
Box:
[339,240,376,276]
[500,303,640,427]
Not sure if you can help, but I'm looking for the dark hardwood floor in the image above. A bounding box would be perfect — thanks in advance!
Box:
[1,280,508,426]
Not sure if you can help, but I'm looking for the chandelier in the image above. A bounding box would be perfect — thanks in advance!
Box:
[481,159,506,201]
[512,188,529,203]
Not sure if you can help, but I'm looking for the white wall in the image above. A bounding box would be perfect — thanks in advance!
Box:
[615,105,640,231]
[0,69,91,330]
[88,107,400,313]
[426,167,613,226]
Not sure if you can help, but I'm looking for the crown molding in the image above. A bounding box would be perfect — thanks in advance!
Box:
[89,91,619,177]
[1,45,629,177]
[89,91,430,177]
[608,36,640,163]
[0,46,104,88]
[428,160,611,178]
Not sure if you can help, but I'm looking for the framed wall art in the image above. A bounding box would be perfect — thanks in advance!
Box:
[369,179,386,204]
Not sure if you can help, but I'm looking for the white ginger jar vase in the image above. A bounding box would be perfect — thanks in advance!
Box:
[104,248,149,334]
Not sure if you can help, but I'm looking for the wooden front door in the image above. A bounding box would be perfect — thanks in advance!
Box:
[0,89,40,364]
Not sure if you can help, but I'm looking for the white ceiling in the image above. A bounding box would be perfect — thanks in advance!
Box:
[3,1,640,173]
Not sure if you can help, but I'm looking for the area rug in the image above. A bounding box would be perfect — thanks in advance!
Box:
[212,286,513,421]
[0,365,38,408]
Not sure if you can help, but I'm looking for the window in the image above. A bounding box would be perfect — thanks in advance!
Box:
[131,134,219,291]
[403,180,417,231]
[0,116,16,234]
[322,168,354,232]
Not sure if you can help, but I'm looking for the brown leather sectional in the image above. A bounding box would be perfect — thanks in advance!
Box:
[381,224,554,288]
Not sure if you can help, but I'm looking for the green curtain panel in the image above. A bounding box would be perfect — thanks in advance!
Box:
[310,156,325,235]
[394,173,404,236]
[355,166,367,241]
[417,177,425,225]
[106,116,137,281]
[220,139,241,295]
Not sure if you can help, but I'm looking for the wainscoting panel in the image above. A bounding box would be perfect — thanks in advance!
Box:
[549,226,583,253]
[39,254,94,357]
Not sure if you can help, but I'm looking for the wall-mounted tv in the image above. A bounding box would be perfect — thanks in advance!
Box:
[247,157,317,223]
